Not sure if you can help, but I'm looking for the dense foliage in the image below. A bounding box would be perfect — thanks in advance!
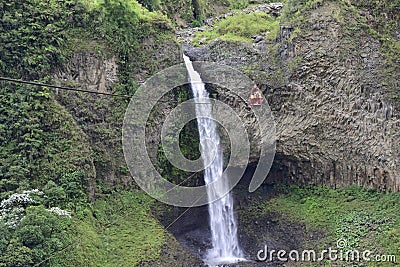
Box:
[0,189,72,266]
[56,191,165,267]
[0,0,173,265]
[0,0,96,194]
[0,0,91,79]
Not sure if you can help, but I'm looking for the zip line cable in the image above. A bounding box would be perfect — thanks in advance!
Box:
[1,75,211,240]
[0,76,132,98]
[0,76,214,104]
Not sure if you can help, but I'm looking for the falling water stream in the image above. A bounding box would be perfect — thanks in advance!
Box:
[183,54,245,266]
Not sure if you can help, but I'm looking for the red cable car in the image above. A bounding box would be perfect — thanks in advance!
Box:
[249,84,262,106]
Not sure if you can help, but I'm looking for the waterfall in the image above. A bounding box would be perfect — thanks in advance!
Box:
[183,54,245,265]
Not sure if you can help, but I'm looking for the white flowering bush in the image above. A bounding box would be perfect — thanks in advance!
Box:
[0,187,74,266]
[0,190,41,228]
[47,207,72,218]
[0,189,71,228]
[0,189,42,208]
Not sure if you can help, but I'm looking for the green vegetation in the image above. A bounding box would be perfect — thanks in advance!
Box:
[156,87,202,186]
[279,0,327,26]
[138,0,161,11]
[193,11,280,45]
[94,0,173,97]
[0,0,175,266]
[279,0,400,102]
[243,184,400,264]
[333,0,398,56]
[346,0,400,103]
[0,0,96,202]
[0,0,90,79]
[0,0,173,197]
[59,191,165,267]
[191,15,205,27]
[0,189,73,266]
[0,81,94,200]
[0,189,165,266]
[229,0,250,10]
[158,0,201,26]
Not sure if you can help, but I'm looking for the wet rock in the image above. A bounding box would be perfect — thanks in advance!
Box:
[254,36,264,43]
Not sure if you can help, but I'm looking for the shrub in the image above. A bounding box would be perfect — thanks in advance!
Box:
[194,11,280,45]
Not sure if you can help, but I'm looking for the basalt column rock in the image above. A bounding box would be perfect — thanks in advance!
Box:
[184,1,400,191]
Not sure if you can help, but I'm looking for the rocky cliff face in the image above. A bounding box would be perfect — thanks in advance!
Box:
[185,1,400,191]
[54,1,399,194]
[53,37,182,194]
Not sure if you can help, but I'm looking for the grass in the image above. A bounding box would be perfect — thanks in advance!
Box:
[84,0,166,19]
[227,0,289,11]
[55,190,166,267]
[193,11,280,45]
[247,184,400,265]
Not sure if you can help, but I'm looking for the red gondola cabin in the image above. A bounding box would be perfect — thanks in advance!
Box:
[249,84,262,106]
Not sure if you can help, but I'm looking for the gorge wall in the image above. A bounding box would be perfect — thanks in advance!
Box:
[55,1,400,194]
[185,1,400,191]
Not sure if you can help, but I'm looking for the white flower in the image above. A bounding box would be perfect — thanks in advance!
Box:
[22,189,44,195]
[0,193,34,209]
[0,189,44,228]
[47,207,72,218]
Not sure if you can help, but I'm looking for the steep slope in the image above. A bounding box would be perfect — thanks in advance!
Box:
[185,0,400,191]
[0,0,200,266]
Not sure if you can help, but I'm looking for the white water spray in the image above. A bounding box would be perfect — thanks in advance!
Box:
[183,54,245,266]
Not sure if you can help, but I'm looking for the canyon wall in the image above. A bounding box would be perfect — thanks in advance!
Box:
[186,1,400,191]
